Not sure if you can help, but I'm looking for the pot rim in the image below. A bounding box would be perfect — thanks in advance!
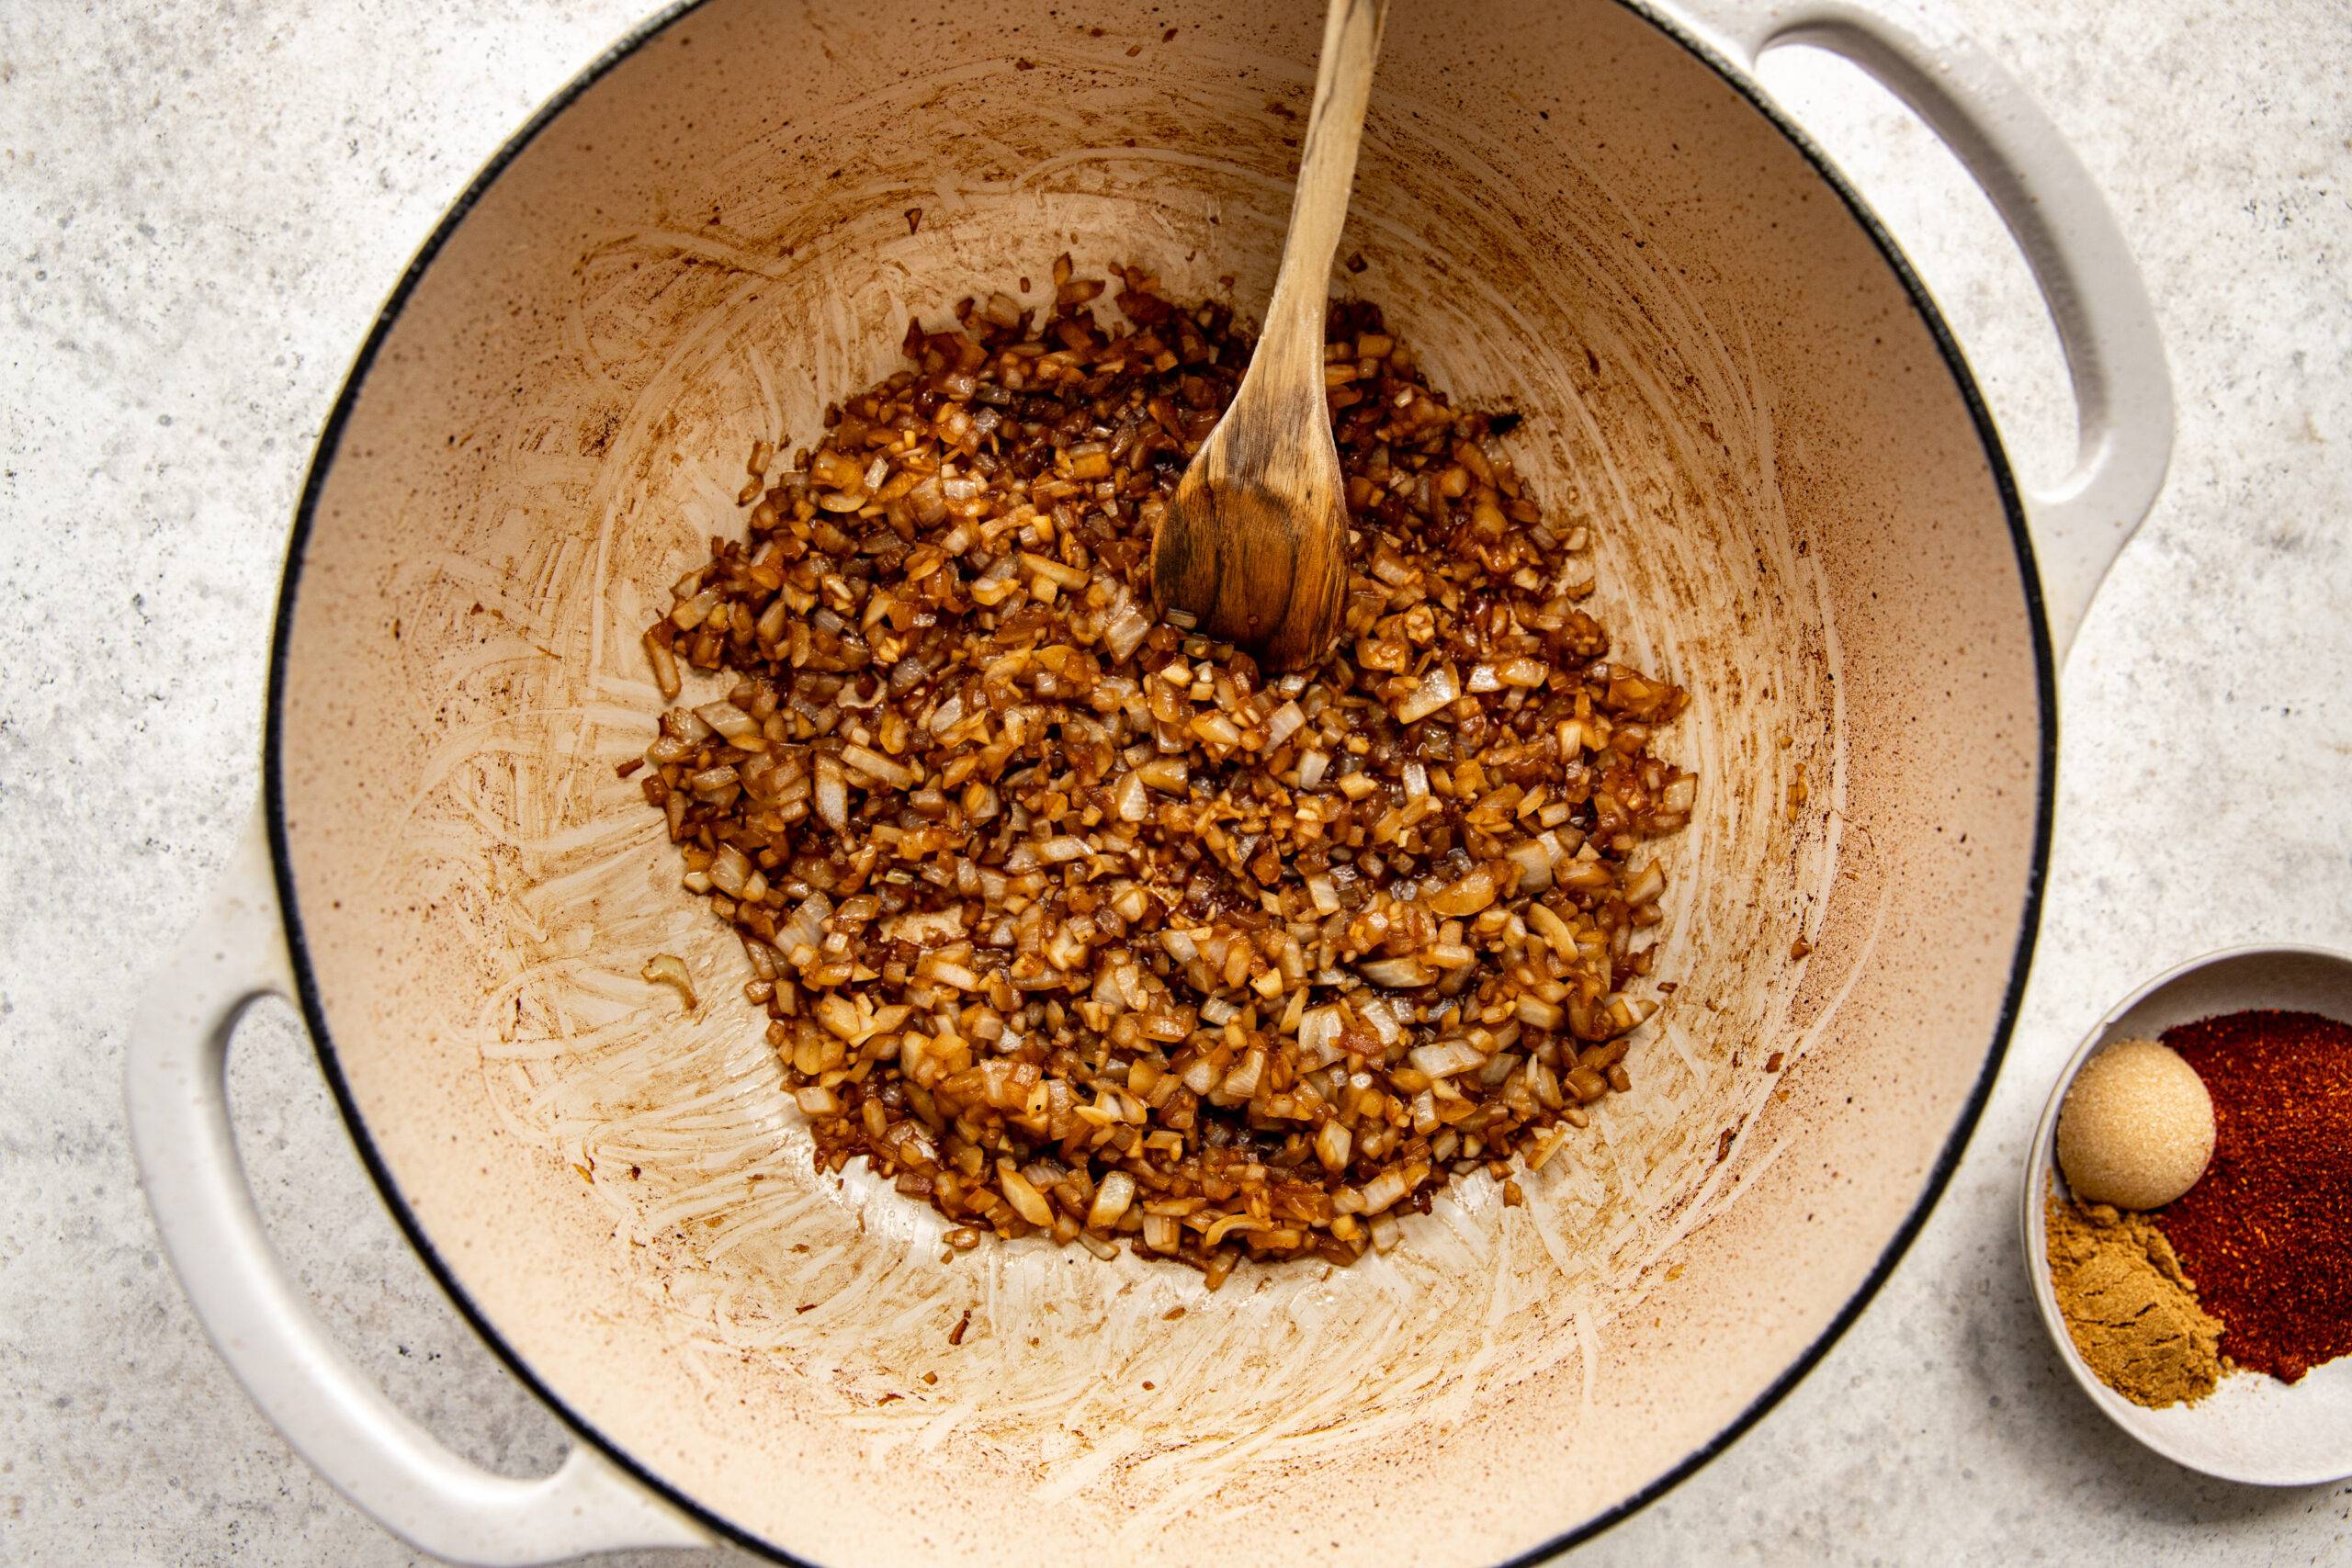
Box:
[260,2,2057,1561]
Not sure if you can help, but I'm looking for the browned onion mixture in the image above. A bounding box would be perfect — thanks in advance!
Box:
[635,258,1691,1286]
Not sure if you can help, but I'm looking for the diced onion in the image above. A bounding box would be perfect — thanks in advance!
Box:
[1087,1170,1136,1230]
[842,744,916,790]
[695,701,761,742]
[1357,1169,1410,1215]
[997,1163,1054,1227]
[814,754,848,831]
[1427,863,1501,917]
[1358,957,1435,988]
[1202,1213,1264,1247]
[1217,1048,1265,1100]
[640,953,697,1010]
[1137,757,1189,793]
[1515,996,1566,1030]
[1103,588,1153,660]
[626,262,1690,1287]
[707,844,752,897]
[642,632,681,699]
[1297,1006,1344,1066]
[778,891,832,957]
[1505,837,1555,892]
[1408,1040,1487,1079]
[1395,665,1461,724]
[1113,771,1148,822]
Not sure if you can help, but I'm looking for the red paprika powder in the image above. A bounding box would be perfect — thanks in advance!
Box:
[2152,1010,2352,1382]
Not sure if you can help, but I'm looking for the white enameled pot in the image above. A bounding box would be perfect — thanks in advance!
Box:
[129,1,2171,1562]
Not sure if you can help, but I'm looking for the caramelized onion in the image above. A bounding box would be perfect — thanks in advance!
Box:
[636,263,1691,1284]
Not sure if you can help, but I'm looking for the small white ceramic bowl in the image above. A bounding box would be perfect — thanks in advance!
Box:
[2023,943,2352,1485]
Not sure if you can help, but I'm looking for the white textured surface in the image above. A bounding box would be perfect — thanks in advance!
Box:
[2,0,2347,1562]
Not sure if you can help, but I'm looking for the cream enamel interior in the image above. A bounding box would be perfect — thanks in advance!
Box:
[274,1,2044,1562]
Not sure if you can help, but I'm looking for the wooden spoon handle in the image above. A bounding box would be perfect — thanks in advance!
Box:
[1253,0,1390,389]
[1148,0,1387,671]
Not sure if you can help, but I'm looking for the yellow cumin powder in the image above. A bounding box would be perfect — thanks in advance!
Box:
[2044,1186,2222,1408]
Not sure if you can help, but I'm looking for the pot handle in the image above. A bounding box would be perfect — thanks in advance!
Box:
[1663,0,2174,659]
[125,812,713,1564]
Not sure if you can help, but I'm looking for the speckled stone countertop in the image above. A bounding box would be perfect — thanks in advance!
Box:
[3,1,2347,1562]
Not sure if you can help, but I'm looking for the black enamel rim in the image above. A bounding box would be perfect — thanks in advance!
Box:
[262,3,2056,1562]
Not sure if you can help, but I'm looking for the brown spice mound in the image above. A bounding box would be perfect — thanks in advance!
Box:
[2045,1188,2222,1408]
[636,259,1690,1283]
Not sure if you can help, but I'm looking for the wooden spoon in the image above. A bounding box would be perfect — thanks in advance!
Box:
[1150,0,1389,671]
